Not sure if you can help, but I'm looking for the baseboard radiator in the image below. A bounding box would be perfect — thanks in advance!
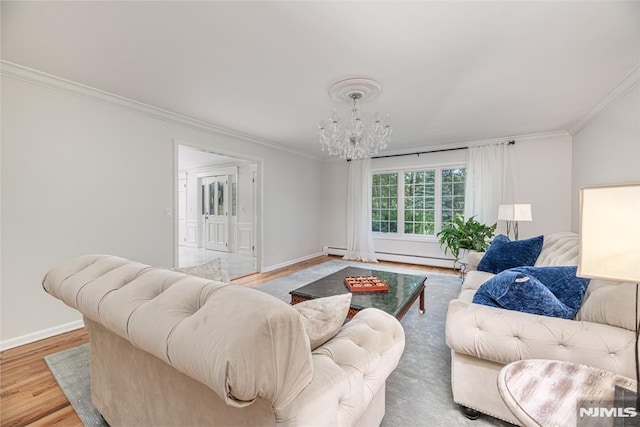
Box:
[324,247,456,269]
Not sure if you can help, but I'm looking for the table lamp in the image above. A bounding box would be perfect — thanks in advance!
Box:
[578,184,640,409]
[497,204,532,240]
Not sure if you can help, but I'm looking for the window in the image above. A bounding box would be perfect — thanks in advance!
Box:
[441,168,466,229]
[404,170,435,235]
[372,173,398,233]
[372,167,466,237]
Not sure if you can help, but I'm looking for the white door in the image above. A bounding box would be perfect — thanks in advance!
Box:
[203,176,229,252]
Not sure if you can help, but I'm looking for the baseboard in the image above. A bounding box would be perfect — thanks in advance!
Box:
[0,319,85,352]
[324,246,456,269]
[262,252,326,273]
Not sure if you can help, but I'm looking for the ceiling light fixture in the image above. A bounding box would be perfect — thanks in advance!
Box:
[318,78,392,160]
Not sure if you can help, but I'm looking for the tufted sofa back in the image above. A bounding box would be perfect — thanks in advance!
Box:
[43,254,314,411]
[534,231,580,266]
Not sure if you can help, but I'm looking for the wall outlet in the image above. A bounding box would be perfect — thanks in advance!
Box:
[165,208,173,218]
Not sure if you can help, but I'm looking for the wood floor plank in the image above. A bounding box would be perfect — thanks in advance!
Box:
[0,256,455,426]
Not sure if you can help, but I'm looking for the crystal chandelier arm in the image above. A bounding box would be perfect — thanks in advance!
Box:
[318,79,392,160]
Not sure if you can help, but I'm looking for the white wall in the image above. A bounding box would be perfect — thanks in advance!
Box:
[571,85,640,231]
[322,134,573,266]
[1,70,324,346]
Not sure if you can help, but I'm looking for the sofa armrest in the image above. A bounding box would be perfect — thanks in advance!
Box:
[467,251,484,272]
[445,299,635,378]
[276,308,405,426]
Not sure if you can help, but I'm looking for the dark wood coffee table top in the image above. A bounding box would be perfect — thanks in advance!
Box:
[289,266,427,320]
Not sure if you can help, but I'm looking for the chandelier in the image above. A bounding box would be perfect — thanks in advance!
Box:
[318,78,392,160]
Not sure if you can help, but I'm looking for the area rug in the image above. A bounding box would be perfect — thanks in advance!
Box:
[45,259,513,426]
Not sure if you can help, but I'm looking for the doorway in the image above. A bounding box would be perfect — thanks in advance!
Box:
[176,144,260,279]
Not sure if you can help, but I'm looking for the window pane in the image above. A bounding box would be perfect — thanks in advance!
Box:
[403,169,436,236]
[441,168,466,229]
[442,197,452,210]
[371,173,398,233]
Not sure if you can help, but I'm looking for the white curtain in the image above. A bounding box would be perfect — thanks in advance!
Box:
[464,143,512,227]
[344,158,378,263]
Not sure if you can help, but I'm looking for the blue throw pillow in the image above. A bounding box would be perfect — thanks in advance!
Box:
[509,266,590,315]
[472,270,575,319]
[477,234,544,274]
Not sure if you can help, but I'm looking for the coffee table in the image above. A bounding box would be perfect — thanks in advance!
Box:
[289,266,427,320]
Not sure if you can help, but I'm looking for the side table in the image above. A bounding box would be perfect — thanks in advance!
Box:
[498,359,637,427]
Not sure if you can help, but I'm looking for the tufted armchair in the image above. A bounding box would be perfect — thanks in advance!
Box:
[43,255,405,426]
[445,232,637,424]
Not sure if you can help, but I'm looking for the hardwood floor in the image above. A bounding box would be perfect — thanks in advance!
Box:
[0,255,455,426]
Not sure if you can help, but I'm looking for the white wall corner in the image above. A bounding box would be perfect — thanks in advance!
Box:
[0,319,84,352]
[569,64,640,136]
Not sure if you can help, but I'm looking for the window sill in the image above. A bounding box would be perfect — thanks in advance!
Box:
[373,233,440,244]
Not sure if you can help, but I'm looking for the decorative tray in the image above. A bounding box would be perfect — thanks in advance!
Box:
[343,276,389,292]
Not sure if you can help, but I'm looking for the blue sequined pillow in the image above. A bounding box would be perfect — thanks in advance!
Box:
[477,234,544,274]
[472,266,590,319]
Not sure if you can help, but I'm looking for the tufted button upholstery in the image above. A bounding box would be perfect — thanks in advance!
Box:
[43,255,314,410]
[446,299,636,378]
[276,308,405,426]
[445,232,638,424]
[44,255,406,426]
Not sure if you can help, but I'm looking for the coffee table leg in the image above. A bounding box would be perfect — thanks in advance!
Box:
[419,289,425,314]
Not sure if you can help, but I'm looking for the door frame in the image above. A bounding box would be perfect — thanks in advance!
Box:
[172,139,264,272]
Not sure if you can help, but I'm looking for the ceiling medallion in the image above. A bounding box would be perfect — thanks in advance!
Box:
[318,78,392,160]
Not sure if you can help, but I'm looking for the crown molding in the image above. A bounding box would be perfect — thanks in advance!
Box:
[0,60,322,161]
[569,64,640,136]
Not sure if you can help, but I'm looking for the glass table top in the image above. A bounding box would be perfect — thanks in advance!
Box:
[289,266,427,318]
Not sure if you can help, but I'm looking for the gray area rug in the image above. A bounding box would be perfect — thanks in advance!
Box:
[45,259,513,426]
[44,342,107,426]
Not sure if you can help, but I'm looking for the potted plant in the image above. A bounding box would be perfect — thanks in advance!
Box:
[437,216,496,271]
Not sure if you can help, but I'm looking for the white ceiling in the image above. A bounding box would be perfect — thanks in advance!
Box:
[2,1,639,159]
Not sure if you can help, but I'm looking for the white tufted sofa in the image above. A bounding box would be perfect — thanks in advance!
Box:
[445,232,637,425]
[43,255,405,426]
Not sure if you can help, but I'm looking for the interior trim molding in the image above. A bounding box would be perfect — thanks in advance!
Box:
[0,319,84,352]
[262,252,325,273]
[0,60,320,161]
[569,64,640,136]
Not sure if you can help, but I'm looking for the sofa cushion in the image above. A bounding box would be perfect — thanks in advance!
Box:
[577,279,637,331]
[293,293,352,350]
[472,267,588,319]
[477,234,544,274]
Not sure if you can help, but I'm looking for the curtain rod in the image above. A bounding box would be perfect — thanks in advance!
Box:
[368,140,515,160]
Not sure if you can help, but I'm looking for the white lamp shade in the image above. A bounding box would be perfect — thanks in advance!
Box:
[497,204,533,221]
[578,184,640,282]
